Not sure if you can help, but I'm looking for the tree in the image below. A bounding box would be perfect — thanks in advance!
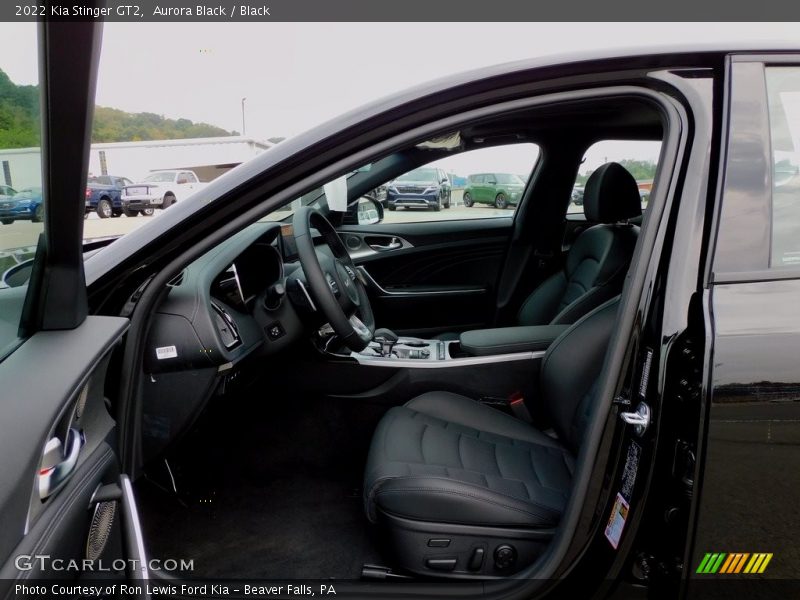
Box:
[575,159,657,185]
[0,68,236,148]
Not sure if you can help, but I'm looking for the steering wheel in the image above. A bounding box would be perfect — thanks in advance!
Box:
[292,207,375,352]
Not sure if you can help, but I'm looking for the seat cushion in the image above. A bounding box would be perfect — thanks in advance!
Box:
[363,392,575,528]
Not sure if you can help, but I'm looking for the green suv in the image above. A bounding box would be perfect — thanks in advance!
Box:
[463,173,525,209]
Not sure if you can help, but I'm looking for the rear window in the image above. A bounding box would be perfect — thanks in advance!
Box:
[765,66,800,268]
[570,140,662,215]
[495,173,524,184]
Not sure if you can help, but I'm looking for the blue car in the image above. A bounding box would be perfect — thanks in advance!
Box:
[386,166,452,211]
[0,186,43,224]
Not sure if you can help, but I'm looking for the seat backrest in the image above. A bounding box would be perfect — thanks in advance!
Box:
[516,162,641,327]
[540,297,620,454]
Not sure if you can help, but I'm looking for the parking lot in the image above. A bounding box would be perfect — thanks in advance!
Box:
[2,189,525,252]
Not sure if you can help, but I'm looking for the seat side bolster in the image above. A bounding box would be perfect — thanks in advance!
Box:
[549,283,618,325]
[374,476,563,528]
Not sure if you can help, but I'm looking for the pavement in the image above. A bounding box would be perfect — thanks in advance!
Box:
[1,190,519,252]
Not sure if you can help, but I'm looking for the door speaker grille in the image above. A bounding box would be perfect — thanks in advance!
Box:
[86,500,116,561]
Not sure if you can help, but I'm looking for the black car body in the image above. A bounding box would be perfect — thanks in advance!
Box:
[2,31,800,600]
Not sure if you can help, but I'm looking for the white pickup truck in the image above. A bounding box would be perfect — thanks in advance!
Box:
[121,169,206,213]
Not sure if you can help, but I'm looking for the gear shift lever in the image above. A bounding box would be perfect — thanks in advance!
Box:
[373,328,399,357]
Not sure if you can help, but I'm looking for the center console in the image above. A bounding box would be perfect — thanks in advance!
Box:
[351,325,570,368]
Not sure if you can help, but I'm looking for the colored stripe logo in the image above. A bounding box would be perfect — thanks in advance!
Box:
[696,552,772,574]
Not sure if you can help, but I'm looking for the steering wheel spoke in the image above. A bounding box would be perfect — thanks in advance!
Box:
[292,207,375,352]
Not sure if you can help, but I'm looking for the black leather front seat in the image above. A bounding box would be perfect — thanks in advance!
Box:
[436,162,640,340]
[363,298,620,577]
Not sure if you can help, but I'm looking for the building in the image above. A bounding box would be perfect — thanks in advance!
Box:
[0,136,275,189]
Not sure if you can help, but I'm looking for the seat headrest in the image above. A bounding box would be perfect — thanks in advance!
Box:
[583,162,642,223]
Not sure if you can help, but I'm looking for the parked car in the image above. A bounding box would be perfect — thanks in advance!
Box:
[571,184,585,206]
[462,172,526,208]
[85,174,150,218]
[0,184,17,199]
[385,166,451,210]
[0,186,43,224]
[121,169,205,212]
[84,175,152,219]
[6,36,800,599]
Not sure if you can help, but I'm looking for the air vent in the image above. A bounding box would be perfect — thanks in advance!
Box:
[167,271,185,287]
[211,302,241,349]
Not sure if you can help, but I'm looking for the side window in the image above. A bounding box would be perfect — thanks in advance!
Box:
[382,144,539,223]
[0,25,42,358]
[765,67,800,268]
[185,172,198,183]
[570,140,662,216]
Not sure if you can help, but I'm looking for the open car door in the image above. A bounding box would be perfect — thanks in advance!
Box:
[0,19,148,599]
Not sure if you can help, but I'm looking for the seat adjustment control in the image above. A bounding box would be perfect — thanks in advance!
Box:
[494,544,517,570]
[426,557,457,571]
[427,538,450,547]
[468,547,485,571]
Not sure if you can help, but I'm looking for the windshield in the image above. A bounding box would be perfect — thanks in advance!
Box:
[495,173,524,184]
[14,187,40,197]
[394,168,439,183]
[143,172,176,182]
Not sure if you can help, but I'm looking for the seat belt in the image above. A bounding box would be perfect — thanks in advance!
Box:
[508,391,533,424]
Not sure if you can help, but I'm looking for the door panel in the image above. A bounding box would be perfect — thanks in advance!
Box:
[690,281,800,586]
[0,20,149,595]
[340,217,512,335]
[0,317,130,593]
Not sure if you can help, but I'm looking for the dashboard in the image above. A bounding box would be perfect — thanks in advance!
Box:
[146,222,306,374]
[140,221,311,462]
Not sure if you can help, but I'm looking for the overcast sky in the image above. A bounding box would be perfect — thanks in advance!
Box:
[1,22,799,174]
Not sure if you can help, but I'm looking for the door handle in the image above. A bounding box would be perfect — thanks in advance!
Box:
[39,428,83,500]
[619,402,650,437]
[368,237,402,251]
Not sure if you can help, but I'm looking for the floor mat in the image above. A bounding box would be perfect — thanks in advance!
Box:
[137,474,383,579]
[135,391,388,580]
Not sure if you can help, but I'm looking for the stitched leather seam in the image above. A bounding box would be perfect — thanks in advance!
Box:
[406,407,561,450]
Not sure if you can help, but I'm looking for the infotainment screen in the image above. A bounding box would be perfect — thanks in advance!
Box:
[280,223,298,261]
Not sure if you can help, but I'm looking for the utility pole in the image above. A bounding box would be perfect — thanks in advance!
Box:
[241,97,247,136]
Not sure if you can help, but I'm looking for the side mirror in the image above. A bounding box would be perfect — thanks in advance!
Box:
[440,177,449,184]
[343,196,384,226]
[1,259,34,288]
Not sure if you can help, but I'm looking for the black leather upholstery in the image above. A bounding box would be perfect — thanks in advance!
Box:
[364,298,620,531]
[459,324,569,356]
[516,222,638,326]
[516,162,639,327]
[364,392,574,527]
[435,162,639,340]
